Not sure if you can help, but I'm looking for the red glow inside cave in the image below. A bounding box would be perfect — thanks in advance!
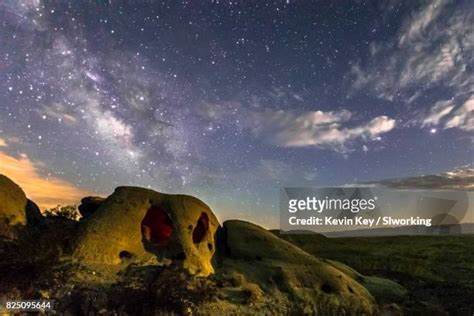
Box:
[192,212,209,244]
[141,206,173,246]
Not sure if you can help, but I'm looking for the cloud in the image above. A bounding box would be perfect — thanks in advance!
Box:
[363,165,474,190]
[399,0,447,44]
[0,138,6,147]
[365,115,397,136]
[444,96,474,131]
[246,109,396,150]
[38,104,77,124]
[198,102,396,152]
[350,1,474,131]
[0,151,89,209]
[421,100,455,127]
[418,96,474,131]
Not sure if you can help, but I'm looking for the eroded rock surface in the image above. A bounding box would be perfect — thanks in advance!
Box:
[219,220,378,315]
[327,259,408,304]
[0,181,413,314]
[0,175,28,238]
[72,186,220,276]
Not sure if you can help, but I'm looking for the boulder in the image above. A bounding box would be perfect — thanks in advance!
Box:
[327,260,408,303]
[220,220,377,315]
[72,186,220,276]
[78,196,105,218]
[0,175,28,238]
[26,199,43,225]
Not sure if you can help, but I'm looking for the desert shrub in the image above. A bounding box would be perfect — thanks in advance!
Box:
[44,204,81,220]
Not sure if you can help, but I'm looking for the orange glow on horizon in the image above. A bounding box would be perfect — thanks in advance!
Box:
[0,151,89,209]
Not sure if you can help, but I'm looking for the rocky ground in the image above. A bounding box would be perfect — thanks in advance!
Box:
[0,218,387,315]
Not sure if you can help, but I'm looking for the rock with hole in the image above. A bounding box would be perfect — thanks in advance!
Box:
[72,186,220,276]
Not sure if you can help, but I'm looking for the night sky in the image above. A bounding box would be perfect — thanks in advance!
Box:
[0,0,473,227]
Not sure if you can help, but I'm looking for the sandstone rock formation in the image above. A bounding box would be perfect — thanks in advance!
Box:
[72,186,220,276]
[219,220,378,315]
[78,196,105,218]
[0,175,27,225]
[26,199,43,225]
[0,178,411,314]
[0,174,29,238]
[327,259,407,304]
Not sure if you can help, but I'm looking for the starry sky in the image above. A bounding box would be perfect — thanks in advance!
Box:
[0,0,473,227]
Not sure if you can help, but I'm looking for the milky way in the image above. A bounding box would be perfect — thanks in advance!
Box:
[0,1,473,226]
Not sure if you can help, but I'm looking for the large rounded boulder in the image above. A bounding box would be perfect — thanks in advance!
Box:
[220,220,377,314]
[72,186,220,276]
[0,175,28,238]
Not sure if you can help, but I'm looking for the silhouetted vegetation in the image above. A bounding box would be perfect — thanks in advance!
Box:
[44,205,80,220]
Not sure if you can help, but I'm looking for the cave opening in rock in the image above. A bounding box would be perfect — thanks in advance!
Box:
[119,250,132,260]
[192,212,209,244]
[321,282,335,294]
[141,206,173,246]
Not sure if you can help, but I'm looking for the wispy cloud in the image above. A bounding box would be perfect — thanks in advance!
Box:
[38,104,77,125]
[363,165,474,190]
[0,151,89,209]
[444,96,474,131]
[246,109,396,151]
[350,0,474,131]
[199,102,396,152]
[419,96,474,131]
[399,0,447,45]
[0,138,6,147]
[421,100,455,127]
